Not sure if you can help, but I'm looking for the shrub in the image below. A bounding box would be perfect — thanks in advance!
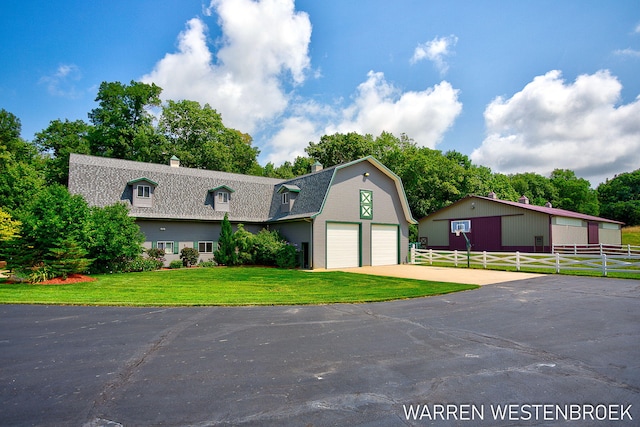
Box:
[180,247,200,267]
[234,224,254,265]
[146,248,166,260]
[121,257,163,273]
[47,238,92,279]
[198,259,217,268]
[276,243,299,269]
[252,229,284,266]
[169,260,183,269]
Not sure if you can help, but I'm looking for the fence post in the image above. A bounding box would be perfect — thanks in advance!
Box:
[410,245,415,264]
[600,243,603,256]
[629,244,632,258]
[555,253,560,273]
[602,254,607,277]
[516,251,520,271]
[483,251,487,269]
[454,250,459,267]
[573,244,577,255]
[428,249,433,265]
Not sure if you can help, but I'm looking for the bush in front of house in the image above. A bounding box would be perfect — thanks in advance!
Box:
[199,259,217,267]
[275,243,298,269]
[180,247,199,267]
[169,260,183,269]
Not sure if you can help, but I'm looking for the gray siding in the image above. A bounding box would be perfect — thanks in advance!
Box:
[313,163,409,268]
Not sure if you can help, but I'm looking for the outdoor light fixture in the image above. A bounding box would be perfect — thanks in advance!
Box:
[160,227,166,231]
[364,172,370,177]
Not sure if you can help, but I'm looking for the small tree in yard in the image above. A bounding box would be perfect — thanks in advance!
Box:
[214,213,237,265]
[47,238,92,279]
[180,247,199,267]
[234,224,254,265]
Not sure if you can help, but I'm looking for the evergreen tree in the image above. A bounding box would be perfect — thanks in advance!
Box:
[214,213,237,265]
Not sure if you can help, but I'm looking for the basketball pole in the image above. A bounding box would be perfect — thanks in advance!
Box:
[456,230,471,268]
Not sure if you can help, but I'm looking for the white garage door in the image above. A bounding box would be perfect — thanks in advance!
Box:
[326,223,359,269]
[371,224,399,266]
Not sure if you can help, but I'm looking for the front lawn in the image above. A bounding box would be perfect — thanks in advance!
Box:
[0,267,477,306]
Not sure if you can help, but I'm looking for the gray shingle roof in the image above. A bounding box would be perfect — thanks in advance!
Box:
[68,154,334,223]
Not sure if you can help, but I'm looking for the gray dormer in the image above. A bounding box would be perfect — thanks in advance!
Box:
[277,184,301,213]
[128,177,158,208]
[209,185,235,212]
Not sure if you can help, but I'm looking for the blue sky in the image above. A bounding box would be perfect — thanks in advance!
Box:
[2,0,639,185]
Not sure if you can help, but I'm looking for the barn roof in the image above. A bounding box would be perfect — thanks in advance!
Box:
[471,195,623,224]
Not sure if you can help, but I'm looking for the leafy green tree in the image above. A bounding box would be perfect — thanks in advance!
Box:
[509,172,558,206]
[34,119,91,185]
[598,169,640,225]
[550,169,599,215]
[214,213,237,265]
[88,80,164,161]
[0,110,46,212]
[7,185,90,271]
[0,207,20,241]
[159,100,260,174]
[305,132,375,167]
[87,203,145,273]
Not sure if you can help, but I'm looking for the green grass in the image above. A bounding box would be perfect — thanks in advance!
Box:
[622,226,640,246]
[0,267,478,306]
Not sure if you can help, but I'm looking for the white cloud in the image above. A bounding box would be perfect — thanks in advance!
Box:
[614,48,640,58]
[39,64,83,98]
[411,35,458,75]
[470,70,640,185]
[264,71,463,164]
[141,0,311,134]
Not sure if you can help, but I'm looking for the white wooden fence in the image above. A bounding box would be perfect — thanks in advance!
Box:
[552,243,640,256]
[410,247,640,276]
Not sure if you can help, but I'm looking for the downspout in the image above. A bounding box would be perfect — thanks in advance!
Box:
[548,216,553,253]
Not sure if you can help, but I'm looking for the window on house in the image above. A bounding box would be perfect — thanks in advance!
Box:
[360,190,373,219]
[157,241,174,253]
[282,192,289,204]
[137,185,151,198]
[198,241,214,253]
[217,192,229,204]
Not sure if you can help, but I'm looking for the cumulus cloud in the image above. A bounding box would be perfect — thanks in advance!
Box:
[141,0,311,134]
[411,35,458,75]
[263,71,463,164]
[470,70,640,185]
[39,64,83,98]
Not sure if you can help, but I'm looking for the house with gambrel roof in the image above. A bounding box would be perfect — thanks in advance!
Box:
[69,154,416,269]
[418,192,623,253]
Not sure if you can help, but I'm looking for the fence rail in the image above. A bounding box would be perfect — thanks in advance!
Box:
[552,243,640,256]
[410,248,640,276]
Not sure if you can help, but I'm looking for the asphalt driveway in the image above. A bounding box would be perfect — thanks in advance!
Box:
[1,274,638,426]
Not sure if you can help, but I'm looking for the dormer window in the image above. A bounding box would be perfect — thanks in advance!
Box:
[128,177,158,208]
[277,184,300,213]
[137,185,151,198]
[209,185,234,212]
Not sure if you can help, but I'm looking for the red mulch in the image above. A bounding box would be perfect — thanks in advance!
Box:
[40,274,97,285]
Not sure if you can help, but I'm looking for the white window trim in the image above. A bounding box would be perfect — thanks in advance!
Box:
[282,192,289,204]
[217,191,229,204]
[137,185,151,198]
[157,241,174,253]
[198,241,214,253]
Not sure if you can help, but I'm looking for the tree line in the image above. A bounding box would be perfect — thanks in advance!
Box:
[2,80,639,230]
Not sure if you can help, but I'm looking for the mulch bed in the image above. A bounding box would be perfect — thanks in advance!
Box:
[40,274,97,285]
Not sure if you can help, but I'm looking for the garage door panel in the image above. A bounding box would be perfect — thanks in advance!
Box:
[326,223,359,269]
[372,224,398,266]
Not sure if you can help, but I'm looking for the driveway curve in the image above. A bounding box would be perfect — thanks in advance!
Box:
[1,275,638,426]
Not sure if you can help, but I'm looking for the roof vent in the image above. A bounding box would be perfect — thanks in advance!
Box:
[518,195,530,204]
[311,161,323,173]
[169,155,180,167]
[488,191,497,199]
[545,201,553,208]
